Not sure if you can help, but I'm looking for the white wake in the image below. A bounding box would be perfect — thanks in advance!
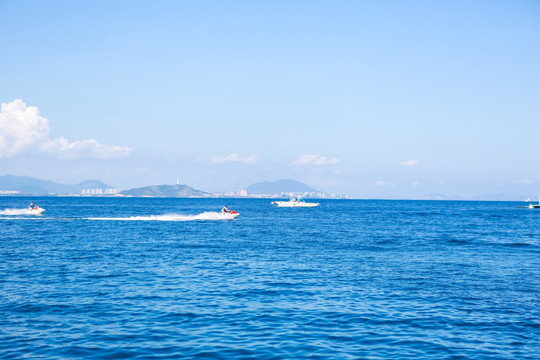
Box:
[87,212,237,221]
[0,208,43,216]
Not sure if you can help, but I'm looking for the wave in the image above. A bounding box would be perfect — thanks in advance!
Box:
[87,212,237,222]
[0,208,43,216]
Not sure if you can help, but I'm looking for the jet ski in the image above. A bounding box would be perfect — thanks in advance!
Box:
[29,206,45,214]
[220,210,239,219]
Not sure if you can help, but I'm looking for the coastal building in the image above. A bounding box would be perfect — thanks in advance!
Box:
[81,188,118,195]
[237,189,248,197]
[0,190,21,195]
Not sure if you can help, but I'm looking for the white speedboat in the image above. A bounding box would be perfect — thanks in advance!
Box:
[272,199,319,207]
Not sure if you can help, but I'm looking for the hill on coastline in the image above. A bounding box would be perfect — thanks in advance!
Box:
[0,175,111,195]
[120,184,211,197]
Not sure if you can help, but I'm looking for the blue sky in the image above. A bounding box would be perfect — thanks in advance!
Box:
[1,0,539,199]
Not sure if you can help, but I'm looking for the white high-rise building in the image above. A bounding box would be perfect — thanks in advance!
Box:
[237,189,248,196]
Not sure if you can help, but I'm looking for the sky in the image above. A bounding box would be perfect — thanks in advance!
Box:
[1,0,539,199]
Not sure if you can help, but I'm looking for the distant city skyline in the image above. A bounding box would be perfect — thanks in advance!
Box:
[1,1,539,199]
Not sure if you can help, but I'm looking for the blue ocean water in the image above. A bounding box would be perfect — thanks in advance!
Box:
[0,197,538,359]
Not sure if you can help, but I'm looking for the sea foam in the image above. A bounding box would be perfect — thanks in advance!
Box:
[0,208,42,216]
[87,211,236,221]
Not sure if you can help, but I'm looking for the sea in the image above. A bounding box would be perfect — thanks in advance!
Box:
[0,197,538,359]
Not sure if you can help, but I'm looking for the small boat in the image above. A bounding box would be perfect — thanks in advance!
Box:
[528,197,540,209]
[29,206,45,214]
[272,198,319,207]
[220,210,239,218]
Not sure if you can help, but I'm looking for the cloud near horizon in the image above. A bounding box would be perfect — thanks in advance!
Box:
[401,159,418,167]
[292,154,341,166]
[0,99,133,159]
[211,153,258,164]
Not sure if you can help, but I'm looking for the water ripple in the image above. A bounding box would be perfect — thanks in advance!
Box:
[1,198,539,359]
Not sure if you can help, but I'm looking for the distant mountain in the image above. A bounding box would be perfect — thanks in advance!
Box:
[120,184,211,197]
[246,179,321,195]
[0,175,112,195]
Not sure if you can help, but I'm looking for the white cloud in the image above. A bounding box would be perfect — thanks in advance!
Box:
[376,180,394,187]
[401,159,418,167]
[0,99,49,157]
[411,181,420,186]
[41,137,133,159]
[211,153,258,164]
[292,154,341,166]
[0,99,133,159]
